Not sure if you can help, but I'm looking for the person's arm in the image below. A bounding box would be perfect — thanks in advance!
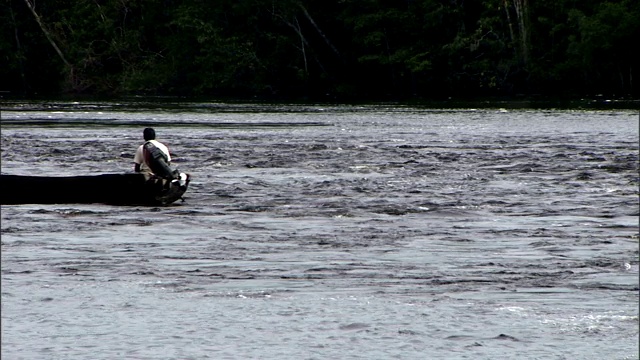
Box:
[133,145,143,172]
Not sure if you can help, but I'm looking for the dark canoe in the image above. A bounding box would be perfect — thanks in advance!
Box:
[0,173,191,206]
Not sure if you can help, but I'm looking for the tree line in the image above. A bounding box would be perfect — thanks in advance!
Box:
[1,0,638,101]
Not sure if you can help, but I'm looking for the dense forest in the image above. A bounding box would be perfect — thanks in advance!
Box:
[1,0,638,101]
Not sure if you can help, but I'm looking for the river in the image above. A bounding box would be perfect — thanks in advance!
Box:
[1,101,638,359]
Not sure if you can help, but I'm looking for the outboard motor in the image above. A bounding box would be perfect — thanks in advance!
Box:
[143,141,179,180]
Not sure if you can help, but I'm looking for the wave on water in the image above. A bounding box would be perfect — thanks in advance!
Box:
[1,103,638,360]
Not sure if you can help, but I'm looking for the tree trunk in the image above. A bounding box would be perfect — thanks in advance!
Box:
[22,0,71,67]
[299,4,341,59]
[503,0,516,51]
[21,0,76,89]
[512,0,530,66]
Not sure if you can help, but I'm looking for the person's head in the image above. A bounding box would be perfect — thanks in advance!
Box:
[143,128,156,141]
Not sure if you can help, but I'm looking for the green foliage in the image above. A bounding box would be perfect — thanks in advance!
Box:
[1,0,637,99]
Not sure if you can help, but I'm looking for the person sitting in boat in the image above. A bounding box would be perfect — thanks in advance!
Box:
[133,128,178,180]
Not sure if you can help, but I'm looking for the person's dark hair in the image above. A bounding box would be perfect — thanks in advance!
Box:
[143,128,156,141]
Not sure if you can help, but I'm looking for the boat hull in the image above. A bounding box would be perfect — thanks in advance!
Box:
[0,173,190,206]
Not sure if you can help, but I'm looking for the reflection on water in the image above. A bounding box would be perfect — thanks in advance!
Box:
[1,102,638,359]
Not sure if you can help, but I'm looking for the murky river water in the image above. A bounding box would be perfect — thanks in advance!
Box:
[1,101,638,359]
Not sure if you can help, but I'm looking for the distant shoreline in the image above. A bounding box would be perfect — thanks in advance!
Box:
[1,94,639,111]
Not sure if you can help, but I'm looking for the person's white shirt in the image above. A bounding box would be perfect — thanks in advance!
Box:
[133,140,171,173]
